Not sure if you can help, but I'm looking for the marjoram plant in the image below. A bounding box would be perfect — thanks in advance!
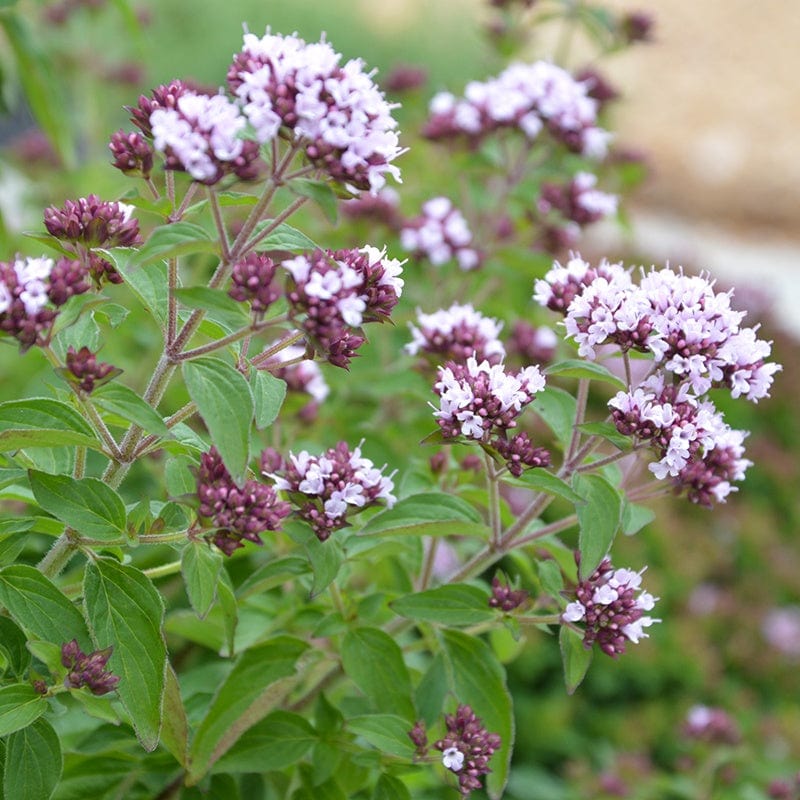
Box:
[0,9,782,800]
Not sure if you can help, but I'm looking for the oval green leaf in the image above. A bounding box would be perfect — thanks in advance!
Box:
[83,557,166,751]
[182,357,253,484]
[573,473,622,578]
[29,470,127,541]
[2,717,62,800]
[0,684,47,737]
[390,584,494,626]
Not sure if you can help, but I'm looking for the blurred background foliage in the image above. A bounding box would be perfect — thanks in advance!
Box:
[1,0,799,797]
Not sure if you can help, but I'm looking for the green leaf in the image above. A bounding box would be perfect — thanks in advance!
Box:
[559,625,593,694]
[212,711,316,775]
[0,428,102,452]
[250,370,287,430]
[130,221,218,266]
[92,383,170,437]
[237,556,310,599]
[414,653,448,725]
[373,774,411,800]
[0,617,30,678]
[359,493,488,538]
[578,421,632,451]
[165,455,197,497]
[217,568,238,657]
[182,541,223,618]
[621,501,656,536]
[0,398,96,439]
[530,386,577,447]
[505,468,585,505]
[573,473,622,578]
[83,558,166,751]
[182,357,253,484]
[440,630,513,800]
[286,521,343,598]
[251,221,318,252]
[347,715,416,758]
[2,717,62,800]
[0,565,90,647]
[0,14,75,167]
[545,359,625,389]
[160,664,190,768]
[341,628,414,721]
[537,559,564,599]
[187,636,308,784]
[391,584,494,626]
[104,251,168,325]
[29,470,127,542]
[289,179,339,223]
[0,684,47,737]
[0,531,26,566]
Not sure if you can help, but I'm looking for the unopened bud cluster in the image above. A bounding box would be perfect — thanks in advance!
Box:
[63,346,120,394]
[43,195,141,286]
[61,639,120,696]
[682,705,741,745]
[489,575,529,611]
[196,447,290,555]
[264,441,396,541]
[562,557,659,658]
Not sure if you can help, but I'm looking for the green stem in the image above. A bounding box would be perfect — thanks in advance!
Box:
[143,560,184,581]
[73,446,86,479]
[207,187,231,262]
[37,531,79,578]
[417,538,440,592]
[176,320,270,361]
[485,453,502,548]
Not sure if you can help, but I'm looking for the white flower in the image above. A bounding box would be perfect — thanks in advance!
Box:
[442,747,464,772]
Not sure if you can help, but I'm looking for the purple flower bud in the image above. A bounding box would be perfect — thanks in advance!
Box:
[63,346,120,393]
[44,195,142,249]
[109,130,154,178]
[493,432,550,476]
[229,253,281,315]
[60,639,120,696]
[197,447,290,555]
[408,720,429,755]
[489,575,529,611]
[434,704,501,797]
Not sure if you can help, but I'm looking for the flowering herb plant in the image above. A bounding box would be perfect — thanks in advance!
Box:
[0,4,785,799]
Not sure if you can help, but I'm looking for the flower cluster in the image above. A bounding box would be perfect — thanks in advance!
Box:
[434,705,502,797]
[406,302,505,365]
[682,705,741,745]
[196,447,290,555]
[228,252,281,316]
[62,346,120,394]
[227,29,403,193]
[0,256,90,349]
[148,88,261,184]
[424,61,610,158]
[610,375,752,505]
[535,255,781,400]
[432,356,545,442]
[537,171,618,230]
[562,557,659,658]
[61,639,120,696]
[284,245,404,368]
[264,441,396,541]
[400,197,480,271]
